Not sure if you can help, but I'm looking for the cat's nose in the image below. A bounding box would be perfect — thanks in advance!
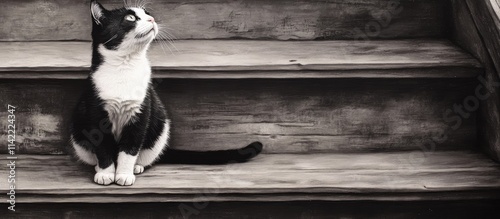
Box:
[148,17,155,23]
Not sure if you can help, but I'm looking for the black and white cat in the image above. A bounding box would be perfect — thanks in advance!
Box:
[70,1,262,186]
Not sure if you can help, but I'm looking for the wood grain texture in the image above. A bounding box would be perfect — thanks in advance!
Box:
[0,40,482,79]
[452,0,500,162]
[0,79,477,155]
[0,0,448,41]
[1,151,500,203]
[465,1,500,79]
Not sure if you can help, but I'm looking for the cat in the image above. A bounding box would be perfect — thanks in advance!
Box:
[70,1,262,186]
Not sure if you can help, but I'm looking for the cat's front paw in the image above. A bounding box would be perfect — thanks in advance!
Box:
[94,172,115,185]
[134,165,145,175]
[115,173,136,186]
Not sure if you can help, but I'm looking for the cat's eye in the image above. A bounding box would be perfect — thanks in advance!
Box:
[125,15,136,22]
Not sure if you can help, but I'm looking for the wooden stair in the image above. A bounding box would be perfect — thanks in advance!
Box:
[6,151,500,203]
[2,0,500,217]
[0,40,481,79]
[0,0,448,41]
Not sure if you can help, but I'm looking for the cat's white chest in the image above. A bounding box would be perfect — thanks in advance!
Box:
[91,56,151,140]
[92,58,151,102]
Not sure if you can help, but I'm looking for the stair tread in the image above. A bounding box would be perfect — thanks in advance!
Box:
[0,0,448,41]
[0,40,482,79]
[3,151,500,203]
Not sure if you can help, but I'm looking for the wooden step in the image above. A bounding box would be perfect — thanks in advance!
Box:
[2,151,500,203]
[0,0,448,41]
[0,40,482,79]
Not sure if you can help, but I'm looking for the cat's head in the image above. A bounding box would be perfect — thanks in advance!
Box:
[90,1,158,54]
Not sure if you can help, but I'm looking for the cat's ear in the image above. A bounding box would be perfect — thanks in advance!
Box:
[90,1,106,25]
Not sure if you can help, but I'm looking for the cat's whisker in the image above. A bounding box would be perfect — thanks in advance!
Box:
[103,34,118,45]
[157,31,179,53]
[157,31,172,42]
[156,31,170,41]
[123,0,131,8]
[136,0,149,9]
[161,42,174,56]
[144,6,154,13]
[160,33,179,53]
[141,1,152,9]
[153,33,170,53]
[157,24,178,33]
[137,25,151,33]
[164,39,179,53]
[157,28,177,42]
[156,36,176,55]
[156,35,177,55]
[159,29,178,40]
[155,37,174,56]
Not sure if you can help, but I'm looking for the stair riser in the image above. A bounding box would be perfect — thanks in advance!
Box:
[0,0,447,41]
[0,78,477,155]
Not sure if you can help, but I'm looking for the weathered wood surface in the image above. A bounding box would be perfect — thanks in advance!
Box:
[5,201,500,218]
[0,79,477,154]
[1,151,500,203]
[466,0,500,80]
[0,40,482,79]
[466,0,500,162]
[451,0,500,162]
[0,0,448,41]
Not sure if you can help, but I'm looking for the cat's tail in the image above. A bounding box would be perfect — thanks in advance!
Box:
[159,142,263,165]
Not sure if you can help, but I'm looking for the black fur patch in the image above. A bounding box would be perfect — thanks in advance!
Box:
[91,5,138,50]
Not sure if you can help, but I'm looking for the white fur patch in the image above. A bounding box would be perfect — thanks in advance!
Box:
[94,162,115,185]
[137,119,171,167]
[103,99,142,141]
[71,135,98,165]
[93,45,151,100]
[116,151,138,186]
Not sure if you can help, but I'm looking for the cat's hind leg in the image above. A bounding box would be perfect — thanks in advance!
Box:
[135,119,170,174]
[70,135,98,166]
[134,164,145,174]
